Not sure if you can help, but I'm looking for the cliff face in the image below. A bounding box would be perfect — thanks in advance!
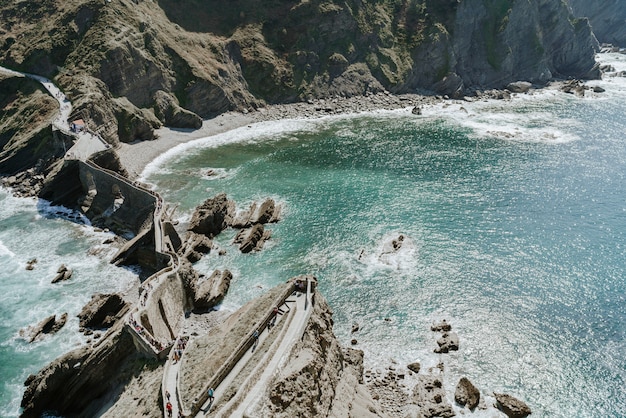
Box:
[259,292,382,417]
[0,0,599,153]
[568,0,626,46]
[0,74,61,174]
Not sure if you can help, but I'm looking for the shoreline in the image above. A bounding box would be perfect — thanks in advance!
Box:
[117,92,442,179]
[115,74,610,180]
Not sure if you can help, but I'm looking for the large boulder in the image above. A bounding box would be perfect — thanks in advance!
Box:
[188,193,235,238]
[194,269,232,310]
[494,393,532,418]
[455,377,480,409]
[407,362,421,374]
[78,293,129,329]
[506,81,532,93]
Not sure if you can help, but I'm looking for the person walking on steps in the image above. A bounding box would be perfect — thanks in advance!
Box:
[166,401,173,417]
[253,329,259,350]
[208,387,214,403]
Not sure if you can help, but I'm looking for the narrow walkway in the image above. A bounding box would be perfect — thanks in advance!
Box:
[220,280,313,417]
[195,298,295,417]
[195,279,312,417]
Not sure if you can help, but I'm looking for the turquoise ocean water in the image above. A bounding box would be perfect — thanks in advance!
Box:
[2,54,626,416]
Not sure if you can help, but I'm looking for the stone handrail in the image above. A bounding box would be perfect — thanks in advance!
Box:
[187,279,303,417]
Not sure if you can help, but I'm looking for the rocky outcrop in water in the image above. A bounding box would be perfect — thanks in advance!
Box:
[20,313,67,343]
[51,264,73,284]
[188,193,235,238]
[232,198,282,228]
[494,393,532,418]
[234,223,272,253]
[455,377,480,410]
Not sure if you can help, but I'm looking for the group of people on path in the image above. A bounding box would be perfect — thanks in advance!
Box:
[128,314,165,351]
[172,335,188,364]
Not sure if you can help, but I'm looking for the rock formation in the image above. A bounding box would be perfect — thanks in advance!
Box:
[455,377,480,409]
[20,314,68,343]
[20,321,140,418]
[260,288,381,417]
[410,374,455,418]
[234,223,272,253]
[187,193,235,238]
[494,392,532,418]
[180,231,213,263]
[407,362,421,374]
[77,293,129,330]
[194,269,232,310]
[51,264,73,284]
[153,90,202,130]
[435,332,460,354]
[232,198,281,228]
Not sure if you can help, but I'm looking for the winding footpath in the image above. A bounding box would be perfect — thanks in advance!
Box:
[1,64,185,415]
[1,65,317,418]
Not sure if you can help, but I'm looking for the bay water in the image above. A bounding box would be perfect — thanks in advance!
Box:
[144,54,626,417]
[1,53,625,416]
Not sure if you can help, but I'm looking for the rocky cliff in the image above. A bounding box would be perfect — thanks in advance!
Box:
[0,74,62,175]
[568,0,626,47]
[1,0,598,161]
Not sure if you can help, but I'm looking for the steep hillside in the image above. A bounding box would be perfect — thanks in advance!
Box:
[568,0,626,46]
[0,0,599,171]
[0,73,62,175]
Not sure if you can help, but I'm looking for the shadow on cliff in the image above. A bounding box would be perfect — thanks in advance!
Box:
[157,0,299,36]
